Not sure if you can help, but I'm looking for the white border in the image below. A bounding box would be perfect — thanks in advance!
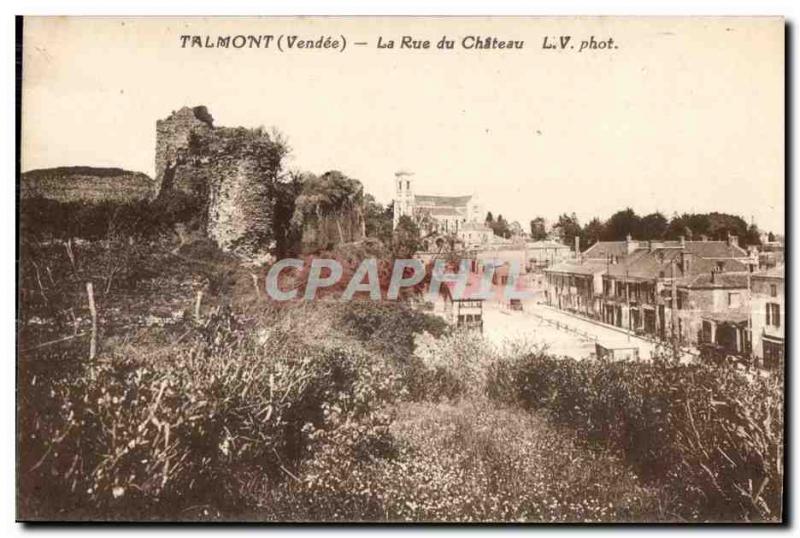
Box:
[4,1,796,536]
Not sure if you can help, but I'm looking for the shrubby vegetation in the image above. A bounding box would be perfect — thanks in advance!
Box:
[487,351,783,521]
[19,304,404,519]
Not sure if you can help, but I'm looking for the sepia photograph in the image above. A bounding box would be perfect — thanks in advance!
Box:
[16,16,785,523]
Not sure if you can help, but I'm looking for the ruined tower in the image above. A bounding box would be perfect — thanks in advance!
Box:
[154,106,282,256]
[154,106,213,196]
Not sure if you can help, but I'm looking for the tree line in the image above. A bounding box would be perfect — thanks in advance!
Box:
[531,208,766,248]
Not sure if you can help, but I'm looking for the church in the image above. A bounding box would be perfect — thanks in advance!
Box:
[392,171,483,235]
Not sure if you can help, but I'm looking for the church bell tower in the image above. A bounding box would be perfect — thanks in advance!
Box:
[393,170,414,229]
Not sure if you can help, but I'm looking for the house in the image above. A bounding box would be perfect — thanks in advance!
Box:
[440,273,486,332]
[544,260,606,318]
[678,271,751,356]
[546,234,753,348]
[525,240,573,270]
[457,221,494,248]
[750,265,784,369]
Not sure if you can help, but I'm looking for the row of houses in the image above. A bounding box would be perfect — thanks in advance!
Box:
[544,234,784,369]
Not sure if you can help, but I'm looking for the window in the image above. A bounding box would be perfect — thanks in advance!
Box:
[398,180,402,189]
[766,303,781,328]
[771,284,778,297]
[764,340,784,370]
[406,180,410,190]
[728,292,741,308]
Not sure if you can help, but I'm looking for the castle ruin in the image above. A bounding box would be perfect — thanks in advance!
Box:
[154,106,285,256]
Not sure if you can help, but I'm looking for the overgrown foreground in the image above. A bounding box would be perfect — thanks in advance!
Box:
[18,242,782,522]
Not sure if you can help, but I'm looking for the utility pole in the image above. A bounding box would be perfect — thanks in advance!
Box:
[626,268,631,341]
[671,258,678,362]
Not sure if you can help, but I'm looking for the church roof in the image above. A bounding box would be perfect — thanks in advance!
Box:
[427,207,461,216]
[414,194,472,207]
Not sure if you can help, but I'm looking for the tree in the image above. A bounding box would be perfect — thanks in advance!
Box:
[639,212,668,240]
[665,211,755,245]
[744,223,762,247]
[485,211,494,224]
[666,213,693,240]
[392,215,421,258]
[489,213,511,238]
[529,217,548,241]
[602,208,641,240]
[290,170,365,250]
[582,217,604,246]
[364,194,394,245]
[413,209,437,236]
[551,213,582,246]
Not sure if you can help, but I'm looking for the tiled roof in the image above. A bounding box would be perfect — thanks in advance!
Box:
[605,248,749,282]
[689,256,748,274]
[608,250,669,280]
[581,241,632,259]
[414,194,472,207]
[701,309,750,324]
[426,207,461,217]
[682,241,748,258]
[546,260,607,275]
[582,239,748,259]
[527,240,570,250]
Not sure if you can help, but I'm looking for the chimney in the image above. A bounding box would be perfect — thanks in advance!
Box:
[680,251,689,274]
[727,233,739,247]
[574,236,581,263]
[625,233,636,254]
[679,235,686,247]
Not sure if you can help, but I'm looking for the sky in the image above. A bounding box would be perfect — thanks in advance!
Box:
[21,16,784,233]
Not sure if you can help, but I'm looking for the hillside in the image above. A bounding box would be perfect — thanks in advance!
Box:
[20,166,155,203]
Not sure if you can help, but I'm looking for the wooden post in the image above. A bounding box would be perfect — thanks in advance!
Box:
[251,273,261,297]
[65,239,76,272]
[86,282,97,359]
[194,290,203,322]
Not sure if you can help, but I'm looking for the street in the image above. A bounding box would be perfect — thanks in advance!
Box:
[478,299,694,363]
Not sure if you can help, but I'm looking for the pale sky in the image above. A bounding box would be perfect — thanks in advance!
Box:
[22,17,784,232]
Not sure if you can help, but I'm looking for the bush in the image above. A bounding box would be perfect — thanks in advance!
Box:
[18,307,403,519]
[408,330,493,401]
[270,400,665,522]
[337,301,448,363]
[19,195,206,243]
[487,352,784,521]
